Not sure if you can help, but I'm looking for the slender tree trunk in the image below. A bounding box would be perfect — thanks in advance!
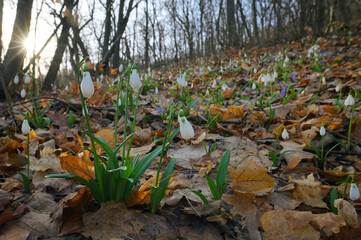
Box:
[0,0,34,99]
[41,0,77,91]
[0,0,3,63]
[237,0,252,44]
[226,0,237,47]
[252,0,260,45]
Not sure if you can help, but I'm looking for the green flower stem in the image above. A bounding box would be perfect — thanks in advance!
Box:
[114,68,131,148]
[27,134,30,179]
[343,175,354,199]
[126,86,143,161]
[321,135,324,167]
[155,104,175,187]
[347,103,356,151]
[77,58,105,202]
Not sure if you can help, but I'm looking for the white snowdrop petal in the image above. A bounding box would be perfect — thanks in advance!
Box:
[21,89,26,98]
[350,183,360,201]
[178,116,194,140]
[14,75,19,84]
[24,75,31,84]
[130,69,142,90]
[320,126,326,136]
[21,119,31,135]
[282,128,289,140]
[81,72,94,98]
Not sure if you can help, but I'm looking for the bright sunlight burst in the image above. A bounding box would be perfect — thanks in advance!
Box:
[24,37,35,53]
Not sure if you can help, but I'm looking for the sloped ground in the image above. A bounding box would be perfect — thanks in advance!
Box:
[1,35,361,239]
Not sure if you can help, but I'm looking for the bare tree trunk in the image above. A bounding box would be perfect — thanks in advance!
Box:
[237,0,252,44]
[226,0,237,47]
[144,0,150,66]
[252,0,260,45]
[0,0,3,63]
[41,0,77,91]
[0,0,34,99]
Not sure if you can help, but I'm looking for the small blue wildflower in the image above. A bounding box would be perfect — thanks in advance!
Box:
[290,72,297,81]
[320,61,326,66]
[208,143,212,153]
[198,109,205,113]
[196,70,200,77]
[280,86,288,97]
[155,107,164,114]
[196,116,202,121]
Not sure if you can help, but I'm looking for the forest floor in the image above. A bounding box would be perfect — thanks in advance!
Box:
[1,34,361,240]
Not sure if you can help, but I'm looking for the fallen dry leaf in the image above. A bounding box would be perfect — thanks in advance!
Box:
[229,158,274,196]
[334,198,358,225]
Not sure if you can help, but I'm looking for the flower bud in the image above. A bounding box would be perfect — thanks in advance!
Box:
[320,125,326,136]
[130,69,142,91]
[14,75,19,84]
[178,115,194,140]
[80,72,94,98]
[350,182,360,201]
[21,119,31,135]
[282,128,289,140]
[345,94,355,107]
[24,74,31,84]
[21,89,26,98]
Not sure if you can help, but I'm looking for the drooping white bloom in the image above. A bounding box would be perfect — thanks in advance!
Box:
[283,63,286,68]
[117,98,122,106]
[205,89,209,95]
[130,69,142,91]
[21,89,26,98]
[350,183,360,201]
[252,82,256,90]
[282,128,289,140]
[65,85,69,91]
[285,56,289,63]
[207,66,212,72]
[322,77,326,84]
[345,94,355,107]
[320,125,326,136]
[178,114,194,140]
[273,71,278,80]
[80,72,94,98]
[14,75,19,84]
[221,83,228,91]
[21,119,31,135]
[211,80,217,88]
[24,74,31,84]
[177,73,187,87]
[118,64,123,73]
[155,87,159,95]
[335,83,341,92]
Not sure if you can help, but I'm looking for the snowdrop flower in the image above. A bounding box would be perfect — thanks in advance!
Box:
[335,83,341,92]
[130,69,142,91]
[65,85,69,91]
[205,89,209,95]
[221,83,228,91]
[282,128,289,140]
[14,75,19,84]
[252,82,256,90]
[284,56,289,63]
[273,71,278,80]
[350,182,360,201]
[207,66,212,72]
[21,119,31,135]
[320,125,326,136]
[344,94,355,107]
[155,87,159,95]
[24,74,31,84]
[177,73,187,87]
[117,98,122,106]
[118,64,123,73]
[283,62,286,68]
[321,77,326,84]
[80,72,94,98]
[21,89,26,98]
[178,114,194,140]
[148,67,151,75]
[254,68,257,73]
[211,80,217,88]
